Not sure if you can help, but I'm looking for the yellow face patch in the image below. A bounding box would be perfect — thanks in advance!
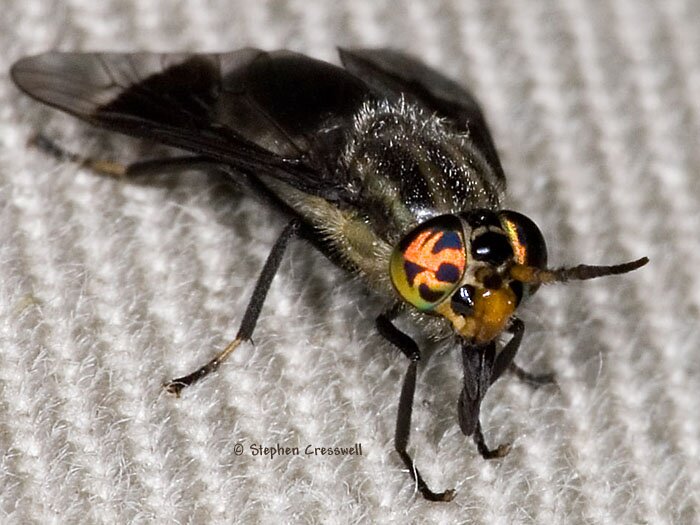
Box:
[435,285,517,343]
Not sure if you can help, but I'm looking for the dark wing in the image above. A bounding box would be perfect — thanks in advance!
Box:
[339,48,506,187]
[11,50,373,196]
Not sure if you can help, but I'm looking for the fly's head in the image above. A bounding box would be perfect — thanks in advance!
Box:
[390,210,544,343]
[390,210,648,344]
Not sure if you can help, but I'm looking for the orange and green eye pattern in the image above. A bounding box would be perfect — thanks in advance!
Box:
[390,215,467,311]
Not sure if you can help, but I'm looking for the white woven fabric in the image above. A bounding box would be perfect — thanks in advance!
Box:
[1,0,698,523]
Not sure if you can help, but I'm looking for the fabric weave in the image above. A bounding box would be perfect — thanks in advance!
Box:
[1,1,698,523]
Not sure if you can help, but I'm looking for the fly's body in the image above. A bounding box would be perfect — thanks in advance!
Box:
[10,48,647,501]
[267,99,500,299]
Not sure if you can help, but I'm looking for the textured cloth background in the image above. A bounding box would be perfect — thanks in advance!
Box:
[1,1,698,523]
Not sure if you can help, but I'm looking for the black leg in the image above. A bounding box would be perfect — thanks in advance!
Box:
[377,312,455,502]
[490,317,556,387]
[164,219,300,396]
[490,317,525,385]
[30,132,226,178]
[509,363,556,386]
[473,420,511,459]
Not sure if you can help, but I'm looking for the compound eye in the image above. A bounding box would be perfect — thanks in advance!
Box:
[390,215,467,311]
[498,211,548,268]
[499,210,548,299]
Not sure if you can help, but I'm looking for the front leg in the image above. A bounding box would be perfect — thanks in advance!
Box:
[473,420,511,459]
[490,317,556,386]
[376,311,454,502]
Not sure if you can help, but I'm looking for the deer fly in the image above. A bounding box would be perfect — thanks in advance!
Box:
[10,48,647,501]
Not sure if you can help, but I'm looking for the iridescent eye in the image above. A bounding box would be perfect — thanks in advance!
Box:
[390,215,467,311]
[499,210,548,298]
